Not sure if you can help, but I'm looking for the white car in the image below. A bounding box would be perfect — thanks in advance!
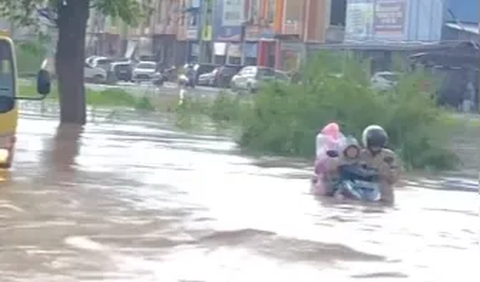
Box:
[198,68,218,86]
[85,55,101,66]
[371,71,400,92]
[84,63,107,83]
[230,66,279,93]
[89,56,114,71]
[132,61,157,82]
[41,58,107,83]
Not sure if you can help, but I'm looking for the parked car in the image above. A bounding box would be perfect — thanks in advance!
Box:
[110,61,134,82]
[198,68,218,86]
[230,66,277,93]
[198,65,242,88]
[132,61,157,82]
[85,55,101,66]
[195,63,218,78]
[371,71,400,92]
[84,62,107,83]
[89,56,114,71]
[42,57,107,83]
[274,70,290,83]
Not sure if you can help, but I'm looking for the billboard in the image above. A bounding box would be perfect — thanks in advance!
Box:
[345,0,444,42]
[214,0,247,41]
[373,0,406,37]
[345,0,374,40]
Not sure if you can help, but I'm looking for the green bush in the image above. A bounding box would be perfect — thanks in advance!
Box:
[15,41,47,75]
[86,88,136,107]
[209,91,244,123]
[234,52,458,170]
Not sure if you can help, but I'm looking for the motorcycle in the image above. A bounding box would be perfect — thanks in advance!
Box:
[152,72,166,87]
[162,66,177,82]
[311,123,381,202]
[178,73,196,88]
[334,164,381,202]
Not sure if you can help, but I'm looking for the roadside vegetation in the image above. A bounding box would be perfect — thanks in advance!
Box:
[176,53,459,171]
[16,40,47,76]
[17,51,461,171]
[18,84,154,110]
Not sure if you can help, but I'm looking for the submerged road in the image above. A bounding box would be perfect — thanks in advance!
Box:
[0,110,477,282]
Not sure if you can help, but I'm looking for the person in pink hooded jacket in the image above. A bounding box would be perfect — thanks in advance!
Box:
[311,122,345,195]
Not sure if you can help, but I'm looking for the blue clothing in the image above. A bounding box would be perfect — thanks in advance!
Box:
[332,164,381,202]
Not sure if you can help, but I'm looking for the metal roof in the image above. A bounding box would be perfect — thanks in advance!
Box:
[445,22,479,35]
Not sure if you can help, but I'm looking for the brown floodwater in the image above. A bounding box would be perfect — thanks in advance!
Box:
[0,110,477,282]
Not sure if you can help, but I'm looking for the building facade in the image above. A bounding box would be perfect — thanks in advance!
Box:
[275,0,348,70]
[343,0,478,44]
[208,0,338,69]
[212,0,249,65]
[150,0,182,65]
[344,0,445,43]
[340,0,478,72]
[143,0,346,68]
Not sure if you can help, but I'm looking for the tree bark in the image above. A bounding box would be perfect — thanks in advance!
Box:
[55,0,90,124]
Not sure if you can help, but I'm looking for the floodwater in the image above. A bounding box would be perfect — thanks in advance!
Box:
[0,111,477,282]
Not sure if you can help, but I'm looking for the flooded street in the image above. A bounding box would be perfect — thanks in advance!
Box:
[0,111,477,282]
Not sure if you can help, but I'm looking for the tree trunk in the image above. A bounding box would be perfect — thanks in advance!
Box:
[55,0,90,124]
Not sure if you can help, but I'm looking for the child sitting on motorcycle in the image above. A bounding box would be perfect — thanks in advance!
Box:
[329,137,380,200]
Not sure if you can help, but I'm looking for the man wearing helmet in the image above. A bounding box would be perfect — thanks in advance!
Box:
[360,125,400,204]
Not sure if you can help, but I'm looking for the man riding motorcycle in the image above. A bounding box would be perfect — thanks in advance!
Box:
[179,62,197,88]
[359,125,400,204]
[314,124,400,204]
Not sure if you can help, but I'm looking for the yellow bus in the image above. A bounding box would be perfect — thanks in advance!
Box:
[0,32,51,168]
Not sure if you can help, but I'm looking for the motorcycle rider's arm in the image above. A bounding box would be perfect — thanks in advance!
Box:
[377,150,400,205]
[378,150,401,185]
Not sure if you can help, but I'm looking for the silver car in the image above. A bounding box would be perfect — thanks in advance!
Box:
[230,66,277,93]
[371,71,400,92]
[132,61,157,82]
[198,67,219,86]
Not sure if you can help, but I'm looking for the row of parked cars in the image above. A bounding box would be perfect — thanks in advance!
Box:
[84,56,157,83]
[82,56,292,92]
[196,64,290,92]
[42,55,136,84]
[48,54,401,93]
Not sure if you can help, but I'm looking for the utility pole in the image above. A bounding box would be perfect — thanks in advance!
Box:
[120,20,128,57]
[240,22,247,66]
[198,2,205,63]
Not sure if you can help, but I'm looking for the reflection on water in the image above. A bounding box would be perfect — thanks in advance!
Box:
[0,112,477,282]
[50,124,83,170]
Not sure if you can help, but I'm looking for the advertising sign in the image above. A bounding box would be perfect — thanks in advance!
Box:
[345,0,374,40]
[186,0,200,40]
[373,0,406,36]
[214,0,247,41]
[223,0,245,26]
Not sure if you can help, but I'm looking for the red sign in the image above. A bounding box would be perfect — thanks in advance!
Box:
[373,0,406,35]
